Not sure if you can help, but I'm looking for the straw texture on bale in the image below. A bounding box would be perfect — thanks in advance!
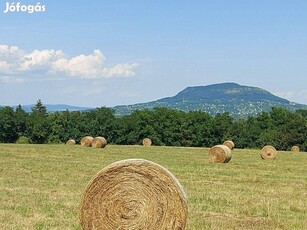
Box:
[142,138,152,146]
[66,139,76,145]
[91,136,107,148]
[209,145,232,163]
[80,136,93,147]
[79,159,188,230]
[291,146,300,152]
[261,145,277,159]
[223,140,235,150]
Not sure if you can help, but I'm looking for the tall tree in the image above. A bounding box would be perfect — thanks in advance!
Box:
[31,99,47,115]
[27,100,50,144]
[15,105,28,138]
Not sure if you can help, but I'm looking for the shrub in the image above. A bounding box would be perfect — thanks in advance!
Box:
[16,136,31,144]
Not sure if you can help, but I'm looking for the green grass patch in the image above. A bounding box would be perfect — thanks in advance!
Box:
[0,144,306,229]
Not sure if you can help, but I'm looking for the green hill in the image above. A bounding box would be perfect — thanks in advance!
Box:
[114,83,307,117]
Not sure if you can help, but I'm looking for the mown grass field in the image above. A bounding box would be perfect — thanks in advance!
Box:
[0,144,306,230]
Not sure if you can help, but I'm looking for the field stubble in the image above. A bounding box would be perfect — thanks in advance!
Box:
[0,144,306,229]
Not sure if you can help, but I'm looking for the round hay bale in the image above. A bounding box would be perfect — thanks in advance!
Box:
[80,136,93,147]
[291,145,300,152]
[66,139,76,145]
[223,140,235,150]
[142,138,152,146]
[79,159,188,230]
[261,145,277,159]
[92,136,107,148]
[209,145,232,163]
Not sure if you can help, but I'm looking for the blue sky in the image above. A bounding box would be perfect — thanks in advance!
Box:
[0,0,307,107]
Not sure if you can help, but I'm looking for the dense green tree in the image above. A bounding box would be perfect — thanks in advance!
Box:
[180,110,214,147]
[127,110,159,145]
[151,108,183,146]
[256,129,279,148]
[65,111,83,143]
[89,107,117,142]
[0,106,18,142]
[212,112,234,145]
[296,109,307,118]
[15,105,28,138]
[270,107,289,127]
[0,101,306,151]
[47,112,70,143]
[273,109,307,150]
[116,114,141,145]
[27,100,50,144]
[229,118,247,148]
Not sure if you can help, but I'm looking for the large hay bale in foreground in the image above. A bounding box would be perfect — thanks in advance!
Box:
[291,146,300,152]
[223,140,235,150]
[66,139,76,145]
[92,136,107,148]
[80,136,93,147]
[209,145,232,163]
[79,159,188,230]
[261,145,277,159]
[142,138,152,146]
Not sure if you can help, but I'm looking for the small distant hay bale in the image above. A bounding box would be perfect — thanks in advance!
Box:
[66,139,76,145]
[291,146,300,152]
[92,136,107,148]
[80,136,93,147]
[209,145,232,163]
[79,159,188,229]
[142,138,152,146]
[261,145,277,159]
[223,140,235,150]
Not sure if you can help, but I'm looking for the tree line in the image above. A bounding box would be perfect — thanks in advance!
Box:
[0,100,306,151]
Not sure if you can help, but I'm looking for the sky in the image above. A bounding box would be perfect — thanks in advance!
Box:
[0,0,307,107]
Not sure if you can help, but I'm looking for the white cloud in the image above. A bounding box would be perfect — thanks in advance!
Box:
[0,61,10,71]
[19,49,65,71]
[101,63,139,78]
[0,44,138,80]
[0,45,24,59]
[52,49,106,78]
[0,45,24,72]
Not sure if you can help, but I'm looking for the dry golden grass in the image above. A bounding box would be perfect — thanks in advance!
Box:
[0,144,306,229]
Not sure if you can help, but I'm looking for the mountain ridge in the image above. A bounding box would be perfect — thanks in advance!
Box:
[161,83,288,103]
[113,82,307,117]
